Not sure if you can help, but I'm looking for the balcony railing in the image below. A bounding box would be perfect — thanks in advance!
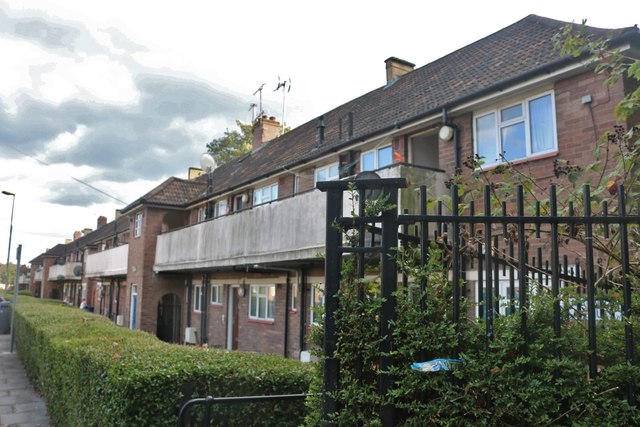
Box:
[85,244,129,277]
[34,268,42,282]
[48,262,83,281]
[154,164,447,273]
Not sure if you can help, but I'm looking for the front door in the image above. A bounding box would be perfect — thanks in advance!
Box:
[226,286,239,350]
[157,293,181,343]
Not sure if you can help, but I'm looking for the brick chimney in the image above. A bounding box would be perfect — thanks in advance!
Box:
[252,115,281,150]
[73,231,81,241]
[385,57,415,84]
[82,228,92,236]
[97,216,107,229]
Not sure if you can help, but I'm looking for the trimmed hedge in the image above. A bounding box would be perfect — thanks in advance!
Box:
[14,296,314,426]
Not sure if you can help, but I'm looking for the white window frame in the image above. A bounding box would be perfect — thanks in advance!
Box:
[249,284,276,321]
[361,145,393,172]
[253,184,278,206]
[213,200,228,218]
[210,284,222,305]
[194,284,203,313]
[134,212,143,237]
[197,207,206,223]
[310,284,325,325]
[473,91,558,167]
[314,163,340,184]
[291,282,298,311]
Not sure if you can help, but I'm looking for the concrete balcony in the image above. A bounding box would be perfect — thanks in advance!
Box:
[154,164,448,273]
[34,268,42,282]
[85,244,129,277]
[154,189,327,272]
[18,273,30,286]
[48,262,83,281]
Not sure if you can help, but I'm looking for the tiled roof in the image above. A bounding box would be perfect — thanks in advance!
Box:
[29,243,67,264]
[198,15,638,199]
[123,176,207,212]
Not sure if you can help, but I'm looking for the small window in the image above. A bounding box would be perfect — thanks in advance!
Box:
[210,284,222,304]
[194,284,204,313]
[197,207,206,223]
[249,285,276,321]
[214,200,228,218]
[291,282,298,311]
[253,184,278,206]
[134,212,143,237]
[310,284,325,325]
[474,92,557,166]
[361,145,393,172]
[315,163,340,183]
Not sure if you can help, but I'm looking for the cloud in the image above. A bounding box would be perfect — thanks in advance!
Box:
[43,180,111,206]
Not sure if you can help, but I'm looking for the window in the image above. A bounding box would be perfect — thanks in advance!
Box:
[361,145,393,171]
[197,207,206,223]
[291,282,298,311]
[213,200,228,218]
[310,284,325,325]
[234,195,245,211]
[194,284,203,313]
[249,285,276,321]
[210,284,222,304]
[253,184,278,205]
[134,212,143,237]
[315,163,339,183]
[474,92,557,166]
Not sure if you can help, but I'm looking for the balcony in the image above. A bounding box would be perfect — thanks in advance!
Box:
[85,244,129,277]
[48,262,82,281]
[34,268,43,282]
[154,189,327,272]
[154,164,448,273]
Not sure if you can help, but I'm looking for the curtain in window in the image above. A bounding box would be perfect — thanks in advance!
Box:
[476,113,497,163]
[529,95,554,153]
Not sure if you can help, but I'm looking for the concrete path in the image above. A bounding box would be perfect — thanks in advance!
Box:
[0,333,52,427]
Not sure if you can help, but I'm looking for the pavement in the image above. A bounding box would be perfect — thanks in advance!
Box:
[0,333,52,427]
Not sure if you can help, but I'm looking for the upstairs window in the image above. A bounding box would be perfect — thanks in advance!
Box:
[474,92,557,166]
[315,163,339,183]
[253,184,278,206]
[213,200,228,218]
[197,207,206,223]
[361,145,393,171]
[134,212,143,237]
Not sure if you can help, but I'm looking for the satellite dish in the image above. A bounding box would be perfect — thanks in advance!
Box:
[200,154,217,173]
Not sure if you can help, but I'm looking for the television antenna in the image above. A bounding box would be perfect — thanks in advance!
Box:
[274,77,291,134]
[252,83,266,120]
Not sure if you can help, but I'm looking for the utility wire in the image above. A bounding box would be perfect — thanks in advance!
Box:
[4,144,129,205]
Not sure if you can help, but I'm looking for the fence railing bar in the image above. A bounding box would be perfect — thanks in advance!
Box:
[517,185,528,351]
[484,186,494,344]
[583,185,598,379]
[550,185,562,343]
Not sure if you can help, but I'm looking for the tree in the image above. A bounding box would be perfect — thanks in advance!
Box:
[206,120,252,165]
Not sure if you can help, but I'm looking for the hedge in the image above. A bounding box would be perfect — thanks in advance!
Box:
[13,296,314,426]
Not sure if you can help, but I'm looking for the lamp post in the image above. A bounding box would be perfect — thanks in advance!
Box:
[2,190,15,291]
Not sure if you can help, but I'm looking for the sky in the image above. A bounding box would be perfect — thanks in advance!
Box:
[0,0,636,264]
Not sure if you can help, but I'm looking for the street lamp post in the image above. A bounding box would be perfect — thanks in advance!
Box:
[2,191,15,291]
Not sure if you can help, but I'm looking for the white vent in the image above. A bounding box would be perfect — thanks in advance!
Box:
[184,327,197,344]
[116,315,124,326]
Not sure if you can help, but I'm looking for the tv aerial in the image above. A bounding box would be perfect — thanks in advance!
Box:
[253,83,266,120]
[274,77,292,134]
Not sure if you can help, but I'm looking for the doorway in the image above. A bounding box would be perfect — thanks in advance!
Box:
[157,293,182,343]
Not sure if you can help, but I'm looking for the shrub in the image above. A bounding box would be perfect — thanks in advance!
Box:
[14,296,313,427]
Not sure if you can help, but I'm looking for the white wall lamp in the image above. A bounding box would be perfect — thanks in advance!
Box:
[439,124,455,142]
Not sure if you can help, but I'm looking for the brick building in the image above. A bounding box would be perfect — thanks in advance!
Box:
[28,16,640,359]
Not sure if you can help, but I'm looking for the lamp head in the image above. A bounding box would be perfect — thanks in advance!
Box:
[2,191,15,196]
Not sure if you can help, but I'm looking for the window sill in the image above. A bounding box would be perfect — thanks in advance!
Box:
[248,318,275,325]
[479,151,559,173]
[210,303,223,307]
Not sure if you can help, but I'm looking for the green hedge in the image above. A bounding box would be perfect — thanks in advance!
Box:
[14,296,314,426]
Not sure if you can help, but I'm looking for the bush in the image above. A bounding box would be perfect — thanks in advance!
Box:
[14,296,314,427]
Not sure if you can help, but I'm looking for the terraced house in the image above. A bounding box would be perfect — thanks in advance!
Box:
[29,15,640,359]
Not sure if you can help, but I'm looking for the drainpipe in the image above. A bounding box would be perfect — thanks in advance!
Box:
[186,274,193,328]
[115,279,121,321]
[284,272,290,358]
[201,273,209,345]
[299,268,307,352]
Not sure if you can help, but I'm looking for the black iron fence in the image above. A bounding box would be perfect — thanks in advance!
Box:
[317,177,640,426]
